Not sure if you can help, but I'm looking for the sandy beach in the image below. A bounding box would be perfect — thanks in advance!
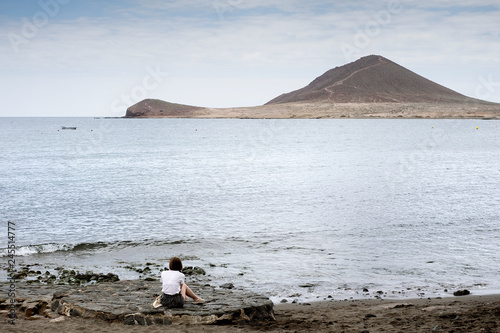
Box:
[3,294,499,332]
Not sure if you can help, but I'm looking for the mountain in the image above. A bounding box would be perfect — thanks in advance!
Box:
[125,99,205,118]
[266,55,482,104]
[123,56,500,119]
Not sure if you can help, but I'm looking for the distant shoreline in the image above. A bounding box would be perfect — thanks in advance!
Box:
[123,102,500,119]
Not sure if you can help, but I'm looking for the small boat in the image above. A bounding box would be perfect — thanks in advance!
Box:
[61,126,77,130]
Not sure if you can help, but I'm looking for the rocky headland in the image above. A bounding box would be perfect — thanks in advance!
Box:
[124,55,500,119]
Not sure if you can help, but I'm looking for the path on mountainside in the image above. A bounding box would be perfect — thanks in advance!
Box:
[325,56,385,101]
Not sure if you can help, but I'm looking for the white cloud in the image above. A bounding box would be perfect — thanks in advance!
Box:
[1,0,499,116]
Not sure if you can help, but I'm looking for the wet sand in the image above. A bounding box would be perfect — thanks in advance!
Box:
[3,294,499,332]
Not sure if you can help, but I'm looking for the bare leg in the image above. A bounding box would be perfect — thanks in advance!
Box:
[181,283,200,301]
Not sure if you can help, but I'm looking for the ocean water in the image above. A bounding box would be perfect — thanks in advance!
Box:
[1,117,499,302]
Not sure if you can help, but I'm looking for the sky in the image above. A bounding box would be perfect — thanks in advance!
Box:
[1,0,499,117]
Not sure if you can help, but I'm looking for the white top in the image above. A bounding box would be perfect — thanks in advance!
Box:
[160,270,185,295]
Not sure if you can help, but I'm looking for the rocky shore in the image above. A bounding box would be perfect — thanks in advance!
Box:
[2,287,499,332]
[1,279,274,326]
[2,264,499,331]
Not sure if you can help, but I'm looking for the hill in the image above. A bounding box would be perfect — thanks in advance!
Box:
[123,56,500,119]
[125,99,205,118]
[266,55,487,104]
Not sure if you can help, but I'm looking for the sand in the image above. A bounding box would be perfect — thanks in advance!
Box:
[125,102,500,119]
[201,102,500,119]
[3,294,499,332]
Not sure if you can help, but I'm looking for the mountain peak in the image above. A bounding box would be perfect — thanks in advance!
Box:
[266,55,473,104]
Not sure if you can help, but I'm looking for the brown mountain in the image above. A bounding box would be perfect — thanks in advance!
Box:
[123,55,500,119]
[266,55,485,104]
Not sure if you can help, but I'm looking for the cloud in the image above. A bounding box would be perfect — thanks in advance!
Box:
[1,0,499,116]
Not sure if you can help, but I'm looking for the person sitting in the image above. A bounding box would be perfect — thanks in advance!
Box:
[154,257,205,308]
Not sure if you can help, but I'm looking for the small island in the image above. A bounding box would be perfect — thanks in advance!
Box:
[124,55,500,119]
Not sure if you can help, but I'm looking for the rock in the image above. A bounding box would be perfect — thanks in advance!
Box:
[280,299,288,303]
[453,289,470,296]
[53,291,69,299]
[123,314,136,325]
[10,280,274,326]
[11,272,28,280]
[220,283,234,289]
[298,283,315,288]
[363,288,369,293]
[27,270,38,276]
[21,300,49,318]
[26,314,45,320]
[43,309,60,319]
[23,302,40,317]
[393,304,414,309]
[49,316,65,323]
[365,314,377,318]
[134,314,146,326]
[182,266,206,276]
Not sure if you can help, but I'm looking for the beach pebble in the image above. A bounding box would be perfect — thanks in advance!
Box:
[26,314,45,320]
[453,289,470,296]
[299,283,315,288]
[49,316,65,323]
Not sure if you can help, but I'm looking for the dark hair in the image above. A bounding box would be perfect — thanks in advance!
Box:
[169,257,183,271]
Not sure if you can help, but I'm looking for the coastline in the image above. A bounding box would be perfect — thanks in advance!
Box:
[124,102,500,119]
[3,293,499,332]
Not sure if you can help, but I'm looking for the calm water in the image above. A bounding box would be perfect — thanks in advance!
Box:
[1,117,499,302]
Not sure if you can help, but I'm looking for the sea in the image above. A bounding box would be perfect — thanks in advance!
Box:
[1,117,499,303]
